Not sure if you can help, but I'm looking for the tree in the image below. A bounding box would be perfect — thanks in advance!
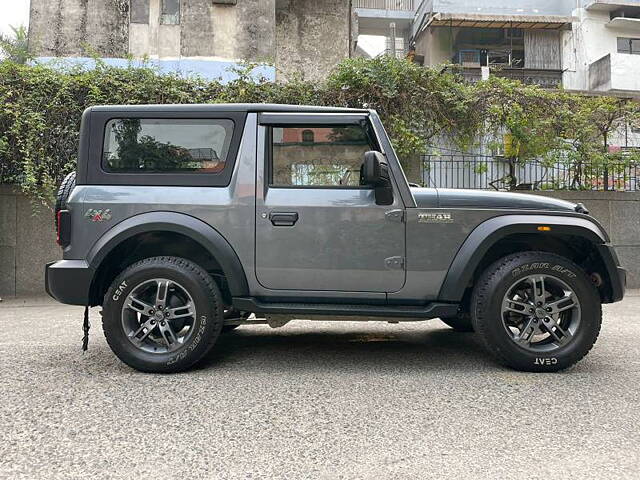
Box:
[0,25,32,64]
[554,95,640,190]
[475,77,563,190]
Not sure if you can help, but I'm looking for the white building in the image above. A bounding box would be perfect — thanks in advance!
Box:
[563,1,640,95]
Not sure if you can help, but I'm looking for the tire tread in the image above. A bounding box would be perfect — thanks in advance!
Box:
[472,251,602,372]
[102,256,223,373]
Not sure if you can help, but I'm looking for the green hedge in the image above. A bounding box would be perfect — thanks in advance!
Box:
[0,57,638,203]
[0,57,483,203]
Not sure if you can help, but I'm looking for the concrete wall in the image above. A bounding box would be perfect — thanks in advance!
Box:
[29,0,129,57]
[28,0,349,81]
[532,190,640,289]
[275,0,351,81]
[414,26,453,66]
[30,0,275,62]
[3,186,637,297]
[127,0,276,61]
[0,186,60,299]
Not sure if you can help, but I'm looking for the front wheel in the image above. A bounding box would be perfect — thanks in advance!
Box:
[440,312,474,332]
[471,252,602,372]
[102,256,224,373]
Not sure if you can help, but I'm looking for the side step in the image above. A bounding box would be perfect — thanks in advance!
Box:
[232,297,459,320]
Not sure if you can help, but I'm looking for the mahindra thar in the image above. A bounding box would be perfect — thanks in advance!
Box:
[46,104,626,373]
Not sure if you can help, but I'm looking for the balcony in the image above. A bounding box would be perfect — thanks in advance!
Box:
[353,0,417,36]
[451,46,563,88]
[585,1,640,11]
[460,67,563,88]
[589,52,640,94]
[352,0,415,11]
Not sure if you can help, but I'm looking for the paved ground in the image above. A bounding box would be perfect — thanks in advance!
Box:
[1,294,639,480]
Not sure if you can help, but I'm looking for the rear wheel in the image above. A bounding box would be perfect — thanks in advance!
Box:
[102,256,223,373]
[471,252,601,372]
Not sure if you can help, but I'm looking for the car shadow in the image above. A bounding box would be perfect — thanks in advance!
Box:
[195,323,497,373]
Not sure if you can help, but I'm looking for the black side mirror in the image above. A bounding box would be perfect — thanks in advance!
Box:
[361,151,393,205]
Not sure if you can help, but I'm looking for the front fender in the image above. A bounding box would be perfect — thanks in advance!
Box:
[438,214,608,302]
[87,211,249,297]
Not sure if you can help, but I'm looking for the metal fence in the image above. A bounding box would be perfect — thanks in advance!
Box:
[352,0,415,11]
[422,155,640,191]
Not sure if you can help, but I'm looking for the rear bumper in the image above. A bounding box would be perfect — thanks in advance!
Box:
[45,260,94,305]
[597,244,626,303]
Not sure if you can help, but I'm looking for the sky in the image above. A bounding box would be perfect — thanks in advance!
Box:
[0,0,30,36]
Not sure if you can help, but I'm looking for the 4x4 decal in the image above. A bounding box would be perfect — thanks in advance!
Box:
[85,208,112,222]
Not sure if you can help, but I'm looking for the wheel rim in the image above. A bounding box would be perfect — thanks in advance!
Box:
[121,278,196,354]
[501,274,581,353]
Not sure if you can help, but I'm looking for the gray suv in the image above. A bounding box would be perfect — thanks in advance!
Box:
[46,104,626,373]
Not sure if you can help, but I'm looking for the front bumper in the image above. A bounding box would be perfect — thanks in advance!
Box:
[45,260,94,305]
[597,244,626,303]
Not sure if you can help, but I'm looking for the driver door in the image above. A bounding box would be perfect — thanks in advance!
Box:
[255,115,406,293]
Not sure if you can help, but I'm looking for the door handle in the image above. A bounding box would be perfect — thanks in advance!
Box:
[269,212,299,226]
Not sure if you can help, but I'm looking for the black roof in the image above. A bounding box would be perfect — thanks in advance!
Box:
[88,103,369,114]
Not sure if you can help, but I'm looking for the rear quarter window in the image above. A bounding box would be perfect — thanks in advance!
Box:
[102,118,234,174]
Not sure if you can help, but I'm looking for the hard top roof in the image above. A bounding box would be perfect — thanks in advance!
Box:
[88,103,370,114]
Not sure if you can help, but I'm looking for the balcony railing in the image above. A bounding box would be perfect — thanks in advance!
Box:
[459,67,563,89]
[352,0,416,11]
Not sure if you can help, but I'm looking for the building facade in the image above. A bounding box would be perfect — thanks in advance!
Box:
[352,0,417,58]
[410,0,640,95]
[28,0,352,82]
[411,0,576,88]
[564,1,640,95]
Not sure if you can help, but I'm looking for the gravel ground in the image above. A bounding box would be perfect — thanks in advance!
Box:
[1,293,639,480]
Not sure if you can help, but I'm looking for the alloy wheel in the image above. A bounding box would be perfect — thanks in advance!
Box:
[501,274,581,352]
[121,278,196,354]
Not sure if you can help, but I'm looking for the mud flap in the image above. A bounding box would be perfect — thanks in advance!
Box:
[82,305,90,352]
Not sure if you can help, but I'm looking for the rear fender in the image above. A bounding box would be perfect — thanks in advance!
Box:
[87,211,249,298]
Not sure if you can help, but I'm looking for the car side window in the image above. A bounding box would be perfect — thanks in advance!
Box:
[270,124,376,187]
[103,118,234,173]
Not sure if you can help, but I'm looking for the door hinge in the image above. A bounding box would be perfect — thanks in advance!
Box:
[385,209,405,223]
[385,256,405,270]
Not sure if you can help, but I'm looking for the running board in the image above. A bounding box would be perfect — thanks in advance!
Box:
[232,297,459,320]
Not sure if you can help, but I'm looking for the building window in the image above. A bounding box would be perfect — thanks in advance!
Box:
[160,0,180,25]
[271,125,375,187]
[130,0,149,24]
[103,118,234,173]
[301,129,315,143]
[617,37,640,55]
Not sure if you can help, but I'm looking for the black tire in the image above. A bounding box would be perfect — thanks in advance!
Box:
[440,312,474,332]
[471,251,601,372]
[54,171,76,229]
[102,256,224,373]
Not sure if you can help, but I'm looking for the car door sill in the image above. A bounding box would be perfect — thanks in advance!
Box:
[232,297,459,319]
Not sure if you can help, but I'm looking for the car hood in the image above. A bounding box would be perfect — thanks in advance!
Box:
[411,188,578,212]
